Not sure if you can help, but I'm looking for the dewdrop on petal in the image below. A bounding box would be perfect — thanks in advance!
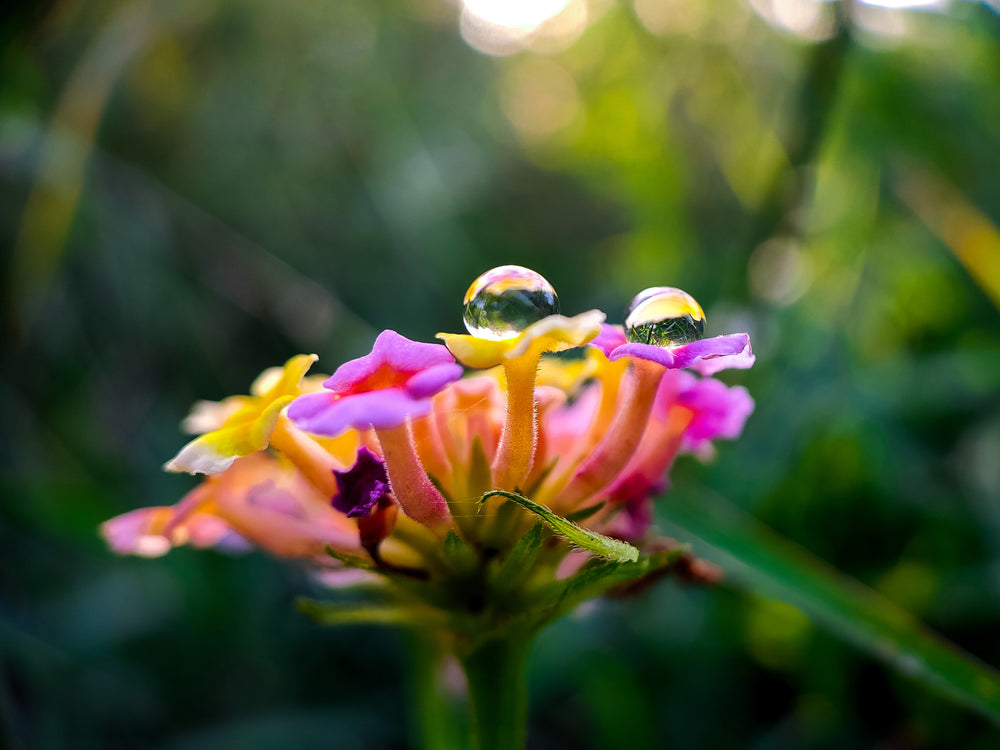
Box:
[624,287,706,348]
[463,265,560,341]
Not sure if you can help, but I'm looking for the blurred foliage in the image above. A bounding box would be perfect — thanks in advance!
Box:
[3,0,1000,747]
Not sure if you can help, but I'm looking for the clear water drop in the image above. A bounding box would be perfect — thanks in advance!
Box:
[463,265,560,340]
[624,287,706,347]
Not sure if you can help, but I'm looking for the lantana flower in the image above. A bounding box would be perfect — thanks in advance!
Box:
[102,267,754,750]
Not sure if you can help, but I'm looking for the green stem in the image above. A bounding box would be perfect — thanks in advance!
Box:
[461,635,533,750]
[407,631,465,750]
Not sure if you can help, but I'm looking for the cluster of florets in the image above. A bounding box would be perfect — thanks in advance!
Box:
[103,267,754,628]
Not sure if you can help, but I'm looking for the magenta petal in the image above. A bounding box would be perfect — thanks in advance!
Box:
[687,334,755,375]
[323,330,458,394]
[405,363,464,399]
[608,333,754,374]
[290,388,430,436]
[588,324,628,357]
[678,379,755,446]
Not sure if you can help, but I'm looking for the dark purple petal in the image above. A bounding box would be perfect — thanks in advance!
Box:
[608,333,754,375]
[333,447,391,518]
[289,388,431,436]
[323,330,458,395]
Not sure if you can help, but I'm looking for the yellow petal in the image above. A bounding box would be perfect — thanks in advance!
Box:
[506,310,605,360]
[181,396,252,435]
[536,355,595,395]
[263,353,319,397]
[437,310,604,370]
[165,395,295,474]
[437,333,517,369]
[166,354,318,475]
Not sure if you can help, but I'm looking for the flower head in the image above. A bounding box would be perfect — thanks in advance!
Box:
[104,267,754,645]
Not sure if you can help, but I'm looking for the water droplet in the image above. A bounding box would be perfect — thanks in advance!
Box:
[463,265,560,340]
[624,287,706,347]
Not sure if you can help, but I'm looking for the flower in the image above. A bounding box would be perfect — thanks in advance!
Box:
[103,452,363,559]
[589,323,755,376]
[439,310,605,491]
[165,354,320,475]
[288,330,464,532]
[103,269,754,648]
[288,330,463,436]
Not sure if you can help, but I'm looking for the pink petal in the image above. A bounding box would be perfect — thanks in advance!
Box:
[323,330,458,395]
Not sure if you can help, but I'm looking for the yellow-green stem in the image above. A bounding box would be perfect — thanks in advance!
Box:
[493,353,541,491]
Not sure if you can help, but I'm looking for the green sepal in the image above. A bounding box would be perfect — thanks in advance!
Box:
[493,522,545,592]
[533,549,686,628]
[520,455,559,497]
[325,545,377,571]
[297,598,445,628]
[467,437,493,496]
[427,473,453,503]
[483,498,523,550]
[480,490,639,563]
[443,531,479,578]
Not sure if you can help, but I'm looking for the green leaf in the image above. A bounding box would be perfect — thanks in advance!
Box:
[665,488,1000,724]
[530,549,686,629]
[297,598,445,628]
[481,490,639,563]
[493,521,545,592]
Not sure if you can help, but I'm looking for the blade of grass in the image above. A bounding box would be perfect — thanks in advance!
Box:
[664,487,1000,724]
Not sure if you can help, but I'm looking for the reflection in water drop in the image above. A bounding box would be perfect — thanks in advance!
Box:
[624,287,706,347]
[463,265,560,340]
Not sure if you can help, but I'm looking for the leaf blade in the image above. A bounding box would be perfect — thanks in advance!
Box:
[481,490,638,563]
[665,488,1000,724]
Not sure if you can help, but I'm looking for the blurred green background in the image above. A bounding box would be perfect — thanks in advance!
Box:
[3,0,1000,747]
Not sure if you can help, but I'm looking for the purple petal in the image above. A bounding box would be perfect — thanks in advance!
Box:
[323,330,458,395]
[588,324,627,357]
[405,362,464,399]
[333,446,391,518]
[288,391,339,425]
[289,388,430,436]
[608,333,754,374]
